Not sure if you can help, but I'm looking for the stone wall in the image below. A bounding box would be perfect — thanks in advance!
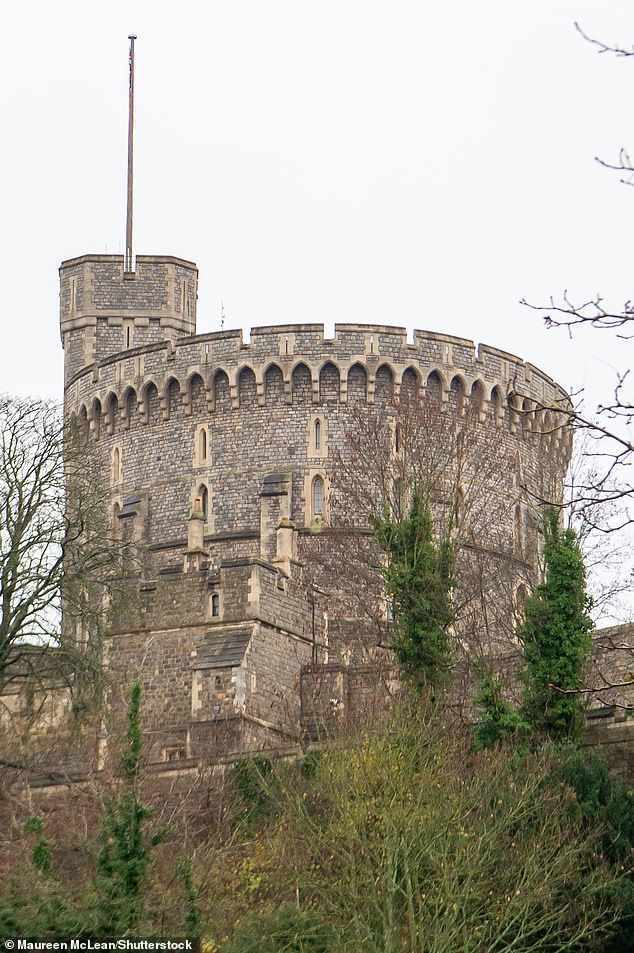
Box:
[52,251,575,774]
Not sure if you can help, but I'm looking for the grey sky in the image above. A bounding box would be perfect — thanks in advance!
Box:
[2,0,633,417]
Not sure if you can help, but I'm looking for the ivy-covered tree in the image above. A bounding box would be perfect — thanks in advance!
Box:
[372,486,454,687]
[92,682,164,933]
[472,675,529,751]
[0,684,169,937]
[521,508,594,739]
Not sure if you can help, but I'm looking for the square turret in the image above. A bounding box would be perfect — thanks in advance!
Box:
[59,254,198,383]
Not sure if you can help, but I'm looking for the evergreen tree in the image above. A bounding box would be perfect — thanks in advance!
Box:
[24,815,54,876]
[93,682,164,933]
[372,487,454,687]
[521,508,593,739]
[472,675,529,751]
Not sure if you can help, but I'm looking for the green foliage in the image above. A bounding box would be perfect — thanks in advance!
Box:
[0,685,184,938]
[230,755,279,831]
[92,681,164,933]
[178,860,202,938]
[559,745,634,863]
[220,904,334,953]
[520,508,594,739]
[372,487,454,686]
[120,680,143,779]
[555,746,634,953]
[0,876,86,936]
[472,676,530,751]
[256,703,615,953]
[24,814,54,876]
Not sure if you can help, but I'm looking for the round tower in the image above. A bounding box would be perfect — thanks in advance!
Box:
[60,249,573,761]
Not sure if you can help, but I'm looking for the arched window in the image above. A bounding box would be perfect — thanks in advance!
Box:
[312,476,324,519]
[92,400,102,441]
[79,406,89,445]
[514,505,523,554]
[515,583,529,629]
[113,501,121,539]
[199,484,209,520]
[314,419,321,450]
[211,593,220,617]
[105,393,119,435]
[200,428,208,462]
[112,447,121,484]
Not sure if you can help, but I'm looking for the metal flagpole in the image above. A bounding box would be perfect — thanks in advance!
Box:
[125,34,137,273]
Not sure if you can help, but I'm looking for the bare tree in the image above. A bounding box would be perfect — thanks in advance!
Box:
[520,25,634,536]
[304,388,539,671]
[0,394,125,695]
[513,22,634,709]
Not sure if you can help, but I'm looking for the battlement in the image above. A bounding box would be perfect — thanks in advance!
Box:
[60,254,198,383]
[66,319,570,431]
[58,251,566,410]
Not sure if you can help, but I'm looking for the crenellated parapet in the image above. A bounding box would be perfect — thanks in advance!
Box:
[65,319,573,473]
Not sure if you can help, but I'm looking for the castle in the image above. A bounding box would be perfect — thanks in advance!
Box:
[56,251,574,770]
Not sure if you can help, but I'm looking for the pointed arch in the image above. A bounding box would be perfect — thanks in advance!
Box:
[312,475,324,519]
[164,376,182,419]
[508,392,520,431]
[470,379,485,414]
[199,427,208,463]
[490,385,503,425]
[319,361,341,404]
[78,404,89,444]
[104,391,119,435]
[543,410,554,445]
[112,500,121,539]
[197,483,209,521]
[449,375,465,414]
[427,370,444,406]
[238,366,257,406]
[401,366,420,404]
[292,362,312,404]
[142,380,159,425]
[112,445,121,484]
[121,386,138,430]
[264,363,285,406]
[347,363,367,404]
[91,398,102,440]
[187,372,206,416]
[514,504,523,555]
[213,369,231,411]
[375,363,394,403]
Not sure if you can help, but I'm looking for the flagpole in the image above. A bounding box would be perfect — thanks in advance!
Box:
[125,34,137,273]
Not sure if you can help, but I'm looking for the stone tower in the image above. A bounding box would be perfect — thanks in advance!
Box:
[59,254,198,384]
[58,253,573,766]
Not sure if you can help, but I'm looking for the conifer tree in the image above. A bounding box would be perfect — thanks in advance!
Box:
[521,508,593,739]
[93,682,164,933]
[372,487,454,687]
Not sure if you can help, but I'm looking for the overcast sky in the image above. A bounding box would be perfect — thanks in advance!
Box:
[2,0,633,415]
[2,1,634,620]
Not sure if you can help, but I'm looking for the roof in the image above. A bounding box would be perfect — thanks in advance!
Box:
[193,628,252,670]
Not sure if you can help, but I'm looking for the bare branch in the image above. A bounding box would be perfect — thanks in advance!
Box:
[575,22,634,57]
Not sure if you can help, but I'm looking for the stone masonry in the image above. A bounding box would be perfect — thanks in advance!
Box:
[53,252,575,774]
